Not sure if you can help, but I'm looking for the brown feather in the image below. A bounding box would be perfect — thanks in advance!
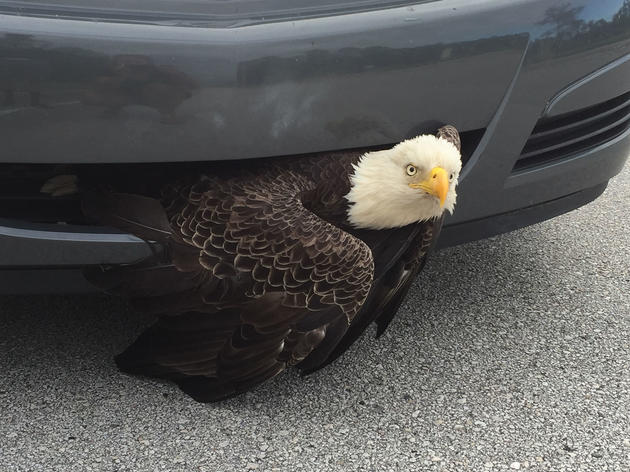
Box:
[84,127,457,401]
[436,124,461,152]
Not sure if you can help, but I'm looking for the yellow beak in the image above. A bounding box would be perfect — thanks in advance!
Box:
[409,166,449,207]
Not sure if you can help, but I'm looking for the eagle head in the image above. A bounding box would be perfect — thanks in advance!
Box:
[346,134,462,229]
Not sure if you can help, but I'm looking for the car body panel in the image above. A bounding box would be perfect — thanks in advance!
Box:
[0,0,439,27]
[0,2,530,163]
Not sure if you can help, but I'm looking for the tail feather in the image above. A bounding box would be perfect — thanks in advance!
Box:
[82,191,172,243]
[115,310,245,402]
[83,261,201,298]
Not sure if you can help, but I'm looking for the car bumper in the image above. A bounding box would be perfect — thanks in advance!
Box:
[0,180,611,294]
[1,0,630,292]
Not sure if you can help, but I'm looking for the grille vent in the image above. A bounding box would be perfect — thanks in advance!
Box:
[514,91,630,171]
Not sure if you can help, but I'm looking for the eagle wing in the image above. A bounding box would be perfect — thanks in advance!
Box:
[298,216,444,373]
[85,168,373,402]
[299,124,458,372]
[372,216,444,336]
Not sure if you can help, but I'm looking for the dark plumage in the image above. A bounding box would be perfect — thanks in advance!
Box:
[81,126,462,402]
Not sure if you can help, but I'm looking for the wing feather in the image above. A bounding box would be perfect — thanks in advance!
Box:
[436,124,461,152]
[299,216,444,373]
[100,167,373,401]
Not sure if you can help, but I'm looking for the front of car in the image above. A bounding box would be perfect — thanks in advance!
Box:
[0,0,629,292]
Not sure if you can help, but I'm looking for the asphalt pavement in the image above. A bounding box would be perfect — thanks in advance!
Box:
[1,164,629,472]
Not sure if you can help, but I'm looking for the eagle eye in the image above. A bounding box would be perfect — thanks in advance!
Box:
[406,165,417,176]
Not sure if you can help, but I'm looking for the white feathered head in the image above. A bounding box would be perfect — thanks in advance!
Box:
[346,132,462,229]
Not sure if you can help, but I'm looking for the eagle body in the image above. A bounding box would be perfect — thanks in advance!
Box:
[82,127,462,402]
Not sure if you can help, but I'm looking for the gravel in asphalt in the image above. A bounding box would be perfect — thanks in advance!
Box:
[1,165,629,472]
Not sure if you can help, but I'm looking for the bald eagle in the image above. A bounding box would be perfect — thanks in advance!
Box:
[78,126,462,402]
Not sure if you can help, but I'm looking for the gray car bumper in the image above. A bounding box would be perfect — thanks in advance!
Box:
[1,0,629,292]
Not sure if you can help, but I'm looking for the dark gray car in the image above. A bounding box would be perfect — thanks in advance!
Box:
[1,0,629,293]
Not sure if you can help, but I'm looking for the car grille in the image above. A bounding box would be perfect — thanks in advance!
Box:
[514,91,630,171]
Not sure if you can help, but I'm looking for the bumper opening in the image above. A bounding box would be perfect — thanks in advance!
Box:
[0,127,484,226]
